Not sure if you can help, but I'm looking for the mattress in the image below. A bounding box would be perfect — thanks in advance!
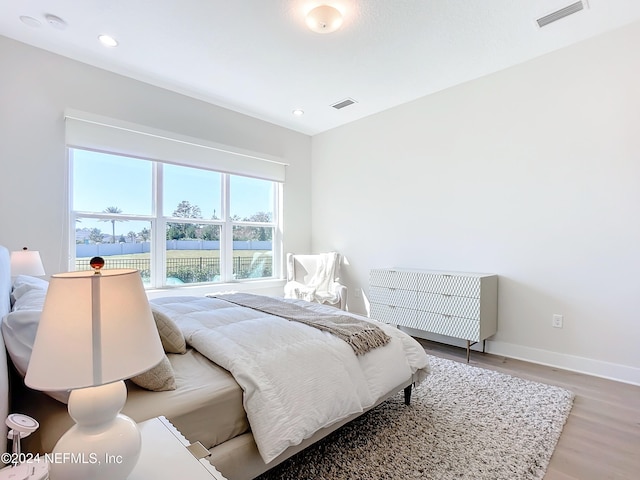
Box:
[126,348,248,449]
[19,348,248,453]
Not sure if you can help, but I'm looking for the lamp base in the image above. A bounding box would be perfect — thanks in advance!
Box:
[49,381,140,480]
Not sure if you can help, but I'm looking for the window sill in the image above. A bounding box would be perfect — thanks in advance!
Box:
[146,278,286,300]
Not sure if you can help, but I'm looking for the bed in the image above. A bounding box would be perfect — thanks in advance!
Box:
[0,245,429,479]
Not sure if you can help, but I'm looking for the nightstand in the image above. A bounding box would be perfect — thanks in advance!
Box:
[128,416,227,480]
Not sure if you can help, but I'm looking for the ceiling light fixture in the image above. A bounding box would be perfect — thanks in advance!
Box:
[292,109,305,116]
[44,13,67,30]
[98,34,119,47]
[305,5,343,34]
[19,16,42,28]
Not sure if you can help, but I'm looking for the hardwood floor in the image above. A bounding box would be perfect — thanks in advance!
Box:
[417,339,640,480]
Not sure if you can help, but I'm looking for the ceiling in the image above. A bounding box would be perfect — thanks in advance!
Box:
[1,0,639,136]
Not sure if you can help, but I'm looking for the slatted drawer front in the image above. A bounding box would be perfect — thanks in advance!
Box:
[416,292,480,319]
[370,303,416,325]
[370,269,416,289]
[416,273,480,297]
[415,311,480,341]
[369,286,416,308]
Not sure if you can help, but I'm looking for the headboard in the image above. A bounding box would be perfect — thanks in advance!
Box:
[0,246,11,454]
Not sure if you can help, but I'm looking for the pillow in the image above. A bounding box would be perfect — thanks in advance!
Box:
[11,289,47,313]
[130,355,176,391]
[151,305,186,354]
[11,275,48,305]
[3,286,48,378]
[2,305,70,404]
[3,309,43,378]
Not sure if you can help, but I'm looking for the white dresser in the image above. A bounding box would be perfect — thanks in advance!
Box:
[369,268,498,361]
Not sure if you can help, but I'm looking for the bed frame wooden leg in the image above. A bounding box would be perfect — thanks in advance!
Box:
[404,385,412,405]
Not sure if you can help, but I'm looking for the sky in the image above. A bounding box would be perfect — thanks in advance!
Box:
[72,149,274,235]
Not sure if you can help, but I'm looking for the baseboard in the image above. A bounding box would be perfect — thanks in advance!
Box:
[487,340,640,387]
[399,327,640,386]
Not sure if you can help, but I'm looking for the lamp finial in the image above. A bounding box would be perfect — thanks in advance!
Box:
[89,256,105,273]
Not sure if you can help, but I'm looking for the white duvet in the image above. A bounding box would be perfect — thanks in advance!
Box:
[150,295,429,463]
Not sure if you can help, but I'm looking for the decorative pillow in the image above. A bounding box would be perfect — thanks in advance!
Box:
[130,355,177,391]
[151,305,186,354]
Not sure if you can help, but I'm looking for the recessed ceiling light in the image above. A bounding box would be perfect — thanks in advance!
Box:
[19,16,42,28]
[44,14,67,30]
[292,109,305,116]
[98,34,119,47]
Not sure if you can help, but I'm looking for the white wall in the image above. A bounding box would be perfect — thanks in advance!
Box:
[311,21,640,384]
[0,36,312,284]
[2,22,639,384]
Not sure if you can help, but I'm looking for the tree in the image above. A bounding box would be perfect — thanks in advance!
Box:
[139,227,150,242]
[88,228,104,243]
[100,206,127,243]
[167,201,202,240]
[233,212,273,241]
[247,212,272,223]
[248,212,273,241]
[127,231,137,243]
[173,201,201,219]
[201,225,219,241]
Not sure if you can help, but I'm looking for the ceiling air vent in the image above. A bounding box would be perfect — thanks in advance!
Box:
[331,98,357,110]
[536,1,586,28]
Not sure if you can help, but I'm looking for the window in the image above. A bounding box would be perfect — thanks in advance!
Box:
[70,148,281,287]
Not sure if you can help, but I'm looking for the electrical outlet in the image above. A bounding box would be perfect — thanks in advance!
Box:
[552,314,563,328]
[354,288,362,299]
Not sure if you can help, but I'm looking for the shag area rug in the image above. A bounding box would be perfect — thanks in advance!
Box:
[257,355,574,480]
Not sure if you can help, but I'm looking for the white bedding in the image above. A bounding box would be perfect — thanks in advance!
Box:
[150,295,429,463]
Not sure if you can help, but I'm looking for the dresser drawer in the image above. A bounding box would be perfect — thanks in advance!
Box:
[370,303,416,326]
[370,269,416,289]
[414,311,481,341]
[416,292,480,319]
[369,286,416,308]
[416,273,481,297]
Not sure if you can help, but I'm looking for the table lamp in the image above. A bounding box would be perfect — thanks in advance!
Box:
[10,247,45,277]
[24,258,164,480]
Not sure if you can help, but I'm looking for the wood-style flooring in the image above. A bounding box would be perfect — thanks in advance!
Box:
[417,339,640,480]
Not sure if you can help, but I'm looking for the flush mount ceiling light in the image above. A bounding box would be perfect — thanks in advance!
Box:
[305,5,343,34]
[98,34,119,47]
[292,109,305,116]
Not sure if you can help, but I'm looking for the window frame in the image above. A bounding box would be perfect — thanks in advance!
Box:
[69,148,282,288]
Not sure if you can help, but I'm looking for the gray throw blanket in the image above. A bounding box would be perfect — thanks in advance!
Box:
[210,293,390,355]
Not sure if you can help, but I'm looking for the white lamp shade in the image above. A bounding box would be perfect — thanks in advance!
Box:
[25,269,164,391]
[10,249,45,277]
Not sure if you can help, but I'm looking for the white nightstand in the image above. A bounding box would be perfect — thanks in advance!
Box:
[128,416,227,480]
